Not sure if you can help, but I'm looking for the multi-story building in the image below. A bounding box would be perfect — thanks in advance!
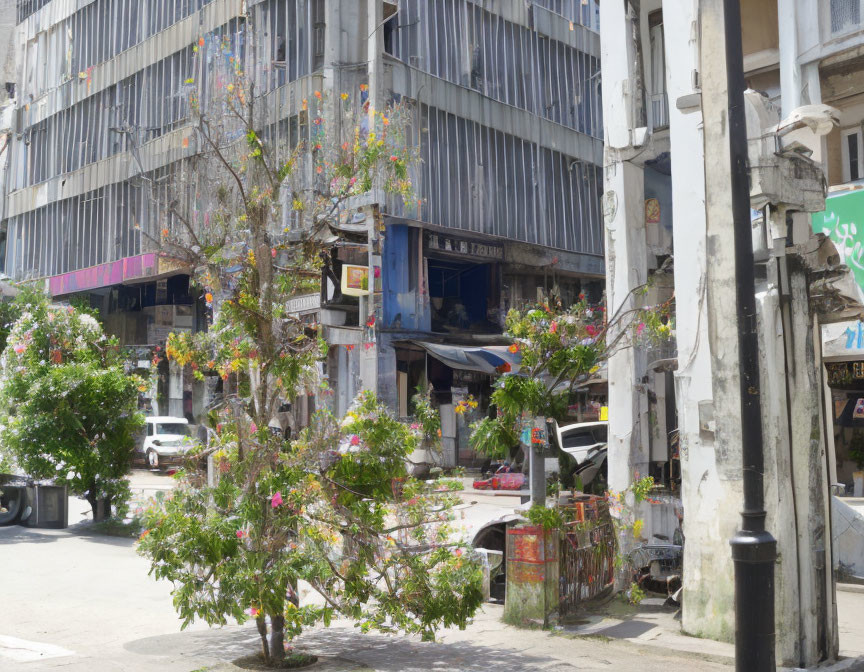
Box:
[320,0,605,466]
[1,1,605,459]
[600,0,864,666]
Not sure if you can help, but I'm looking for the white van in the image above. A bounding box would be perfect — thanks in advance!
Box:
[139,416,192,469]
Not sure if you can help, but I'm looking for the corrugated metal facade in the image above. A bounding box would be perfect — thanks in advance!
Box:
[4,0,603,279]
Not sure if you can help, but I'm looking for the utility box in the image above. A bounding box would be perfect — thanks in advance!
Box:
[23,484,68,529]
[503,524,559,625]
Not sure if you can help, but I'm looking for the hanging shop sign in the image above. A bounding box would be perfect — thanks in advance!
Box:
[285,293,321,315]
[341,265,370,297]
[425,232,504,260]
[827,361,864,386]
[48,253,158,296]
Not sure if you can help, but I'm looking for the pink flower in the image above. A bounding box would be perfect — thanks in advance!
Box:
[374,267,381,279]
[250,422,258,433]
[550,321,558,334]
[236,530,246,539]
[636,322,646,336]
[586,324,598,337]
[410,423,420,430]
[389,155,398,162]
[453,548,463,557]
[13,343,26,354]
[350,435,361,446]
[271,491,283,508]
[248,607,260,618]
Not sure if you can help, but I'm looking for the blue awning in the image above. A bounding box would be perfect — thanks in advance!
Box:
[414,341,521,374]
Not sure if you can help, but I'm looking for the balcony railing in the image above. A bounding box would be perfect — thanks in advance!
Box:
[830,0,863,37]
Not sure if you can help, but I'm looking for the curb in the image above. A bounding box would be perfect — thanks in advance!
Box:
[783,655,864,671]
[837,583,864,594]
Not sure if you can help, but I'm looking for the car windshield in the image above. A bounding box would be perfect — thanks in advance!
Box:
[561,427,607,448]
[156,423,189,436]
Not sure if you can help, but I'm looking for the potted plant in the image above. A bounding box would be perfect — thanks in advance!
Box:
[848,431,864,497]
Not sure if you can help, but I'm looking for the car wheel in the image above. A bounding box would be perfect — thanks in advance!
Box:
[147,449,159,469]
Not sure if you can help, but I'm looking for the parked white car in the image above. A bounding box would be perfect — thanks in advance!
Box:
[548,420,608,490]
[139,416,192,469]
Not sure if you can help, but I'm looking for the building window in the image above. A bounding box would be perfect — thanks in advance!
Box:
[830,0,862,37]
[842,128,864,183]
[648,10,668,131]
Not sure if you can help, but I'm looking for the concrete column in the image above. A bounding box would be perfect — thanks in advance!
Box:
[662,0,736,643]
[600,0,649,563]
[696,0,746,644]
[778,0,801,118]
[603,159,648,498]
[781,250,837,664]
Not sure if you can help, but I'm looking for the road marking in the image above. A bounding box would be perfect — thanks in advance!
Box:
[0,635,75,662]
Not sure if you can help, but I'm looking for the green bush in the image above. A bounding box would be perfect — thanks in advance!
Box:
[0,293,143,518]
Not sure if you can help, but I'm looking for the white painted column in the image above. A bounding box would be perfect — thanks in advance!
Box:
[694,0,750,644]
[600,0,649,570]
[662,0,740,643]
[603,159,648,497]
[778,0,801,118]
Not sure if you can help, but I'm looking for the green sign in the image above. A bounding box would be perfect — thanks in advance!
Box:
[812,189,864,291]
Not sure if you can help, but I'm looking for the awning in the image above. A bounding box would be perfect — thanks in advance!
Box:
[414,341,521,374]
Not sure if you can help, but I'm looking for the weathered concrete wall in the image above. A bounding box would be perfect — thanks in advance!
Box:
[833,497,864,578]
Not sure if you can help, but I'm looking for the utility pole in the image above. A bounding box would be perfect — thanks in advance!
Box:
[722,0,778,669]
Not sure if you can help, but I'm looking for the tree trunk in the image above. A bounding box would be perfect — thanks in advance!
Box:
[86,492,111,521]
[269,614,285,662]
[256,615,270,665]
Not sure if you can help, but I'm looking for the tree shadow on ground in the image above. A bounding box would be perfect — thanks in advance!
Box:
[125,624,263,664]
[0,525,61,544]
[0,521,141,548]
[293,627,568,671]
[67,522,139,547]
[124,622,567,672]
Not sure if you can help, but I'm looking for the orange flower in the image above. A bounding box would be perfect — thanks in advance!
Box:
[359,83,369,92]
[340,92,349,100]
[314,90,322,99]
[205,292,213,303]
[302,98,308,110]
[161,228,169,237]
[508,344,519,354]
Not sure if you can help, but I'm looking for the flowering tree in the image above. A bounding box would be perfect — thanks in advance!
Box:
[469,292,672,474]
[136,18,480,667]
[139,392,482,663]
[0,292,144,519]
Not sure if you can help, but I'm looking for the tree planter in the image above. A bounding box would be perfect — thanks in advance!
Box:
[854,471,864,498]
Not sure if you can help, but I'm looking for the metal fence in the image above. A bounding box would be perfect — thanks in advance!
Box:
[559,521,616,617]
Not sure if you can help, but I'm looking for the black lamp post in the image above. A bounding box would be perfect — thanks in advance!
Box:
[722,0,778,669]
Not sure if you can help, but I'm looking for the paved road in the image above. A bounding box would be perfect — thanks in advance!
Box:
[0,472,860,671]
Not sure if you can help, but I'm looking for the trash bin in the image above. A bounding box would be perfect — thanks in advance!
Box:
[22,484,68,529]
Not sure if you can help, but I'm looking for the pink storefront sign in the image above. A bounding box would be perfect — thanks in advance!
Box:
[48,253,158,296]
